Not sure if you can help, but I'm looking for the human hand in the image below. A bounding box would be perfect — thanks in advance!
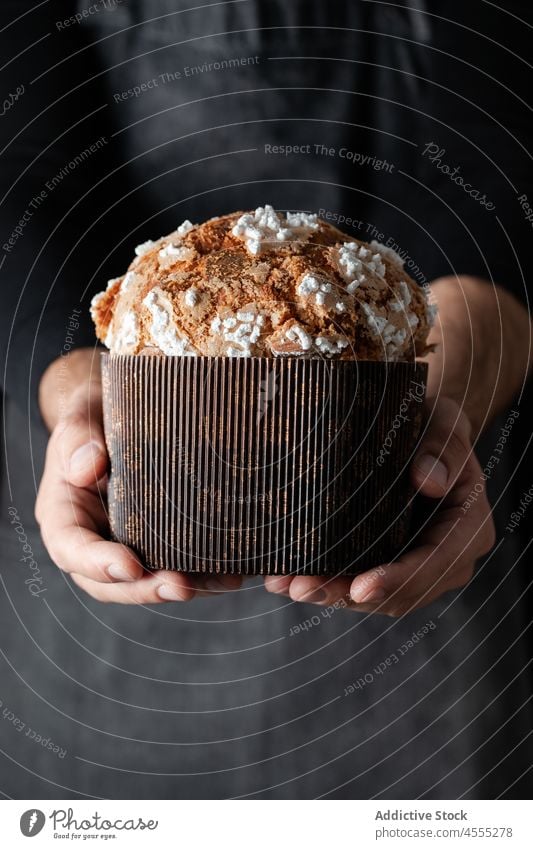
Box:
[35,378,241,603]
[264,397,495,616]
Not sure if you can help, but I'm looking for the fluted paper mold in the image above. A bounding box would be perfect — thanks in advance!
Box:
[101,354,427,575]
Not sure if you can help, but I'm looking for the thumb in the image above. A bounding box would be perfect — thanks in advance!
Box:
[411,398,472,499]
[54,391,108,487]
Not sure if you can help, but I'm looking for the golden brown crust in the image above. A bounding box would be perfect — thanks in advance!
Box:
[91,278,122,345]
[91,207,435,361]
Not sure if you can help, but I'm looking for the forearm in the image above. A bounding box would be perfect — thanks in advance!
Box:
[422,276,532,438]
[38,347,103,432]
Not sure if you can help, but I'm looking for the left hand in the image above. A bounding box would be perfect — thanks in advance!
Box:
[35,377,242,604]
[264,397,496,616]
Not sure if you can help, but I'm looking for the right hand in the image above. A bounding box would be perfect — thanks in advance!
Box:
[35,379,242,603]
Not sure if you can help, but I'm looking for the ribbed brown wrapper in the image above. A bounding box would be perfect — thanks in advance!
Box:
[101,354,427,576]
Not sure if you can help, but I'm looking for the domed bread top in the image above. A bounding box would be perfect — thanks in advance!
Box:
[91,205,436,361]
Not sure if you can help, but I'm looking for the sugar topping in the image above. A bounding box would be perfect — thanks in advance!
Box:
[158,244,196,262]
[143,288,197,356]
[361,300,419,360]
[90,277,119,320]
[285,211,320,229]
[176,219,194,236]
[297,273,332,303]
[315,335,349,356]
[370,240,405,269]
[399,280,412,307]
[297,273,321,297]
[361,302,388,336]
[111,310,139,354]
[426,301,438,323]
[286,323,313,351]
[90,292,105,322]
[121,270,137,291]
[134,239,155,257]
[210,309,265,356]
[334,241,386,293]
[104,324,114,350]
[231,205,319,255]
[296,272,347,315]
[184,287,199,308]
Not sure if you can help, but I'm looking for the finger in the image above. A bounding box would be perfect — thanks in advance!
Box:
[41,476,242,592]
[266,573,387,614]
[412,398,472,498]
[53,410,108,488]
[349,507,490,609]
[43,519,145,584]
[265,572,388,609]
[265,574,352,602]
[352,457,495,612]
[70,570,195,604]
[287,575,353,606]
[264,575,293,596]
[350,545,446,607]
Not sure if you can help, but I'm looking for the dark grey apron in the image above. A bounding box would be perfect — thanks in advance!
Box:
[1,0,532,798]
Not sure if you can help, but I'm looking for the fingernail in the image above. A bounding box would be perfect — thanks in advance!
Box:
[416,454,448,489]
[70,441,105,475]
[107,563,137,582]
[157,583,186,601]
[303,588,327,604]
[265,577,291,595]
[351,586,387,604]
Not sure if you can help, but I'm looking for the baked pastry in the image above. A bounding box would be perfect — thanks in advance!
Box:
[91,206,435,363]
[96,207,432,576]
